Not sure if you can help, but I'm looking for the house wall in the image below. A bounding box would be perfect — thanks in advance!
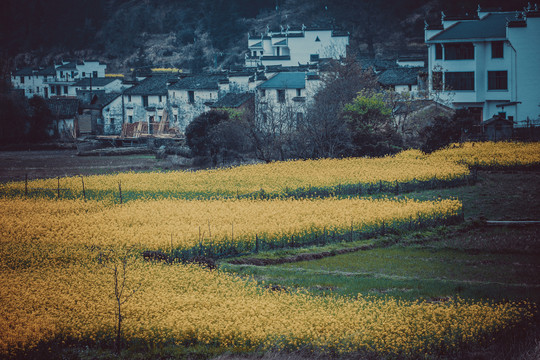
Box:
[102,96,124,135]
[248,30,348,67]
[11,73,53,98]
[426,14,540,126]
[168,89,218,131]
[507,17,540,126]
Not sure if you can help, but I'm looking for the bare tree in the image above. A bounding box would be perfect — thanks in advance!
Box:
[300,56,380,158]
[98,248,140,354]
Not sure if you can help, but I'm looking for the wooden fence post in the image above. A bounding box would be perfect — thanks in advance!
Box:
[118,181,123,204]
[81,176,86,201]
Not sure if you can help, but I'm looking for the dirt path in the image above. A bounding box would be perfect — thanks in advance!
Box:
[0,150,177,182]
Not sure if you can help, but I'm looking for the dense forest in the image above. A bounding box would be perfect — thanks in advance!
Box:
[0,0,526,73]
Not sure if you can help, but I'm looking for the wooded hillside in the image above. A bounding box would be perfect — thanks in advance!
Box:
[0,0,523,72]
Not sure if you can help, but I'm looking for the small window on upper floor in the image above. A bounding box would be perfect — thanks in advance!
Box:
[435,44,443,60]
[159,95,163,103]
[20,76,24,84]
[492,41,504,58]
[315,36,321,42]
[188,90,195,104]
[277,89,285,103]
[260,89,266,97]
[296,88,302,97]
[93,71,98,78]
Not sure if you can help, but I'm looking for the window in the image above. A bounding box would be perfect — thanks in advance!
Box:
[159,95,163,103]
[128,95,132,102]
[492,41,504,58]
[51,86,56,94]
[188,91,195,104]
[128,115,133,123]
[93,71,98,78]
[71,71,74,78]
[315,36,321,42]
[296,88,302,97]
[110,118,115,126]
[174,115,178,122]
[310,54,320,62]
[445,72,475,90]
[277,89,285,103]
[82,72,86,77]
[159,116,162,121]
[260,89,266,97]
[36,87,40,93]
[276,47,280,56]
[435,44,443,60]
[149,116,154,123]
[60,71,63,78]
[64,86,68,94]
[488,71,507,90]
[142,96,148,107]
[20,76,24,84]
[444,43,474,60]
[432,71,443,90]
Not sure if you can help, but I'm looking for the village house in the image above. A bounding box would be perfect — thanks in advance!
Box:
[122,75,175,132]
[425,5,540,126]
[11,66,56,98]
[45,98,80,138]
[246,26,349,67]
[167,74,224,131]
[71,77,125,95]
[47,60,107,97]
[255,71,321,132]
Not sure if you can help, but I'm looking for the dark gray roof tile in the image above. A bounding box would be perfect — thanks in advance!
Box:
[168,74,221,90]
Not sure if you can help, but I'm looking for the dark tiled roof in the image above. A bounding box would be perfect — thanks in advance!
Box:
[357,58,397,72]
[428,12,514,41]
[168,74,222,90]
[73,77,118,87]
[378,67,424,86]
[258,72,305,89]
[37,66,56,76]
[46,98,79,118]
[56,62,77,70]
[12,68,35,76]
[123,75,175,95]
[210,92,254,108]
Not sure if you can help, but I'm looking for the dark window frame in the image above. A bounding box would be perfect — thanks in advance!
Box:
[277,89,285,103]
[444,43,474,60]
[491,41,504,58]
[188,90,195,104]
[445,71,475,91]
[488,71,508,90]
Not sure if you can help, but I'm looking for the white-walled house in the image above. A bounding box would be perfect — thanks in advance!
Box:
[167,74,223,131]
[246,26,349,67]
[47,60,107,98]
[255,71,321,132]
[100,93,124,135]
[425,6,540,126]
[122,75,174,132]
[11,66,56,98]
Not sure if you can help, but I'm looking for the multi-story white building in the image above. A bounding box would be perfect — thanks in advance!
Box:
[255,71,321,132]
[11,66,56,98]
[246,26,349,67]
[425,6,540,126]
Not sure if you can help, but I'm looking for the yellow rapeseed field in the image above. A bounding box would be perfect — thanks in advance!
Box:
[0,259,533,356]
[0,151,470,199]
[430,141,540,167]
[0,196,461,267]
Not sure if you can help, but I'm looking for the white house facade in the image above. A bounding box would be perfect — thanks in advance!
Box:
[255,71,321,132]
[167,74,223,131]
[11,66,56,98]
[246,26,349,67]
[425,6,540,126]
